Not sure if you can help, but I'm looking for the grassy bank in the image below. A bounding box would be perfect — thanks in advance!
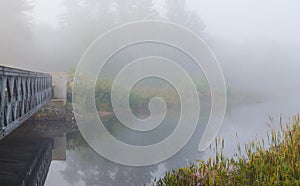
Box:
[68,70,260,113]
[94,78,209,112]
[152,115,300,186]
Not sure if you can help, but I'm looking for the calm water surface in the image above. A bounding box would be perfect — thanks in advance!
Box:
[44,95,300,186]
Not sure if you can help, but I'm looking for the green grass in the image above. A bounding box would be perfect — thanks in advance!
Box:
[94,78,205,112]
[152,115,300,186]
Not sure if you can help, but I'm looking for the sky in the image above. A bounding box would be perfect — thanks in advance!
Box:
[30,0,65,28]
[186,0,300,43]
[30,0,300,43]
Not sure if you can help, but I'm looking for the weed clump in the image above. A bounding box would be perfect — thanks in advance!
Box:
[153,115,300,186]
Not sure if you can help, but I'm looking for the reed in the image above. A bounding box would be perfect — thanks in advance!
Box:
[153,115,300,186]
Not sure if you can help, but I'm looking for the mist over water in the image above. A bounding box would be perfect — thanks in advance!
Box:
[1,0,300,185]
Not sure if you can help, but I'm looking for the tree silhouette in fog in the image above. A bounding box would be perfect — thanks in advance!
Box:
[164,0,205,35]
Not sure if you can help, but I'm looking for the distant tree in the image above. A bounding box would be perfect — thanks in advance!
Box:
[164,0,205,35]
[54,0,157,71]
[114,0,157,23]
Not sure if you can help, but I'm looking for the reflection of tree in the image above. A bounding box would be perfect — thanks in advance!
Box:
[65,128,157,185]
[62,115,205,185]
[66,132,88,151]
[62,136,205,185]
[61,146,158,186]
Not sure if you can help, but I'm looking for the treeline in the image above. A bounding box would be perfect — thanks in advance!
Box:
[1,0,204,72]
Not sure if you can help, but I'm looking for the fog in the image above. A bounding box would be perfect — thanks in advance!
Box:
[1,0,299,97]
[187,0,300,95]
[1,1,300,185]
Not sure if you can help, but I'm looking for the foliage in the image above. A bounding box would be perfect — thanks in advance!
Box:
[95,78,114,111]
[94,77,211,112]
[94,78,176,112]
[164,0,205,35]
[153,115,300,186]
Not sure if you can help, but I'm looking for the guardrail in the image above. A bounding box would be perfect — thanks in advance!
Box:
[0,66,52,140]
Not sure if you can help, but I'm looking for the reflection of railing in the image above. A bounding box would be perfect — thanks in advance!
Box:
[26,138,53,186]
[0,66,52,140]
[0,138,53,185]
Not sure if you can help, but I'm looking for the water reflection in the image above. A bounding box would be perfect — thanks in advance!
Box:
[47,109,207,185]
[8,93,297,185]
[7,108,206,185]
[9,121,68,161]
[56,129,205,186]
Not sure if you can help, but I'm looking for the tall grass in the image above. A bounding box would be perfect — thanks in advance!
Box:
[153,115,300,186]
[94,78,203,112]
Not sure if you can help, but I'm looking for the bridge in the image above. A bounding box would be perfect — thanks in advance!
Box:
[0,65,56,186]
[0,66,52,140]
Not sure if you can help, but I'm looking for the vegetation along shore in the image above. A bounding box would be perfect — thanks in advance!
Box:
[152,115,300,186]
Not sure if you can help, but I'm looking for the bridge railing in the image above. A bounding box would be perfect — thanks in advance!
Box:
[0,66,52,140]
